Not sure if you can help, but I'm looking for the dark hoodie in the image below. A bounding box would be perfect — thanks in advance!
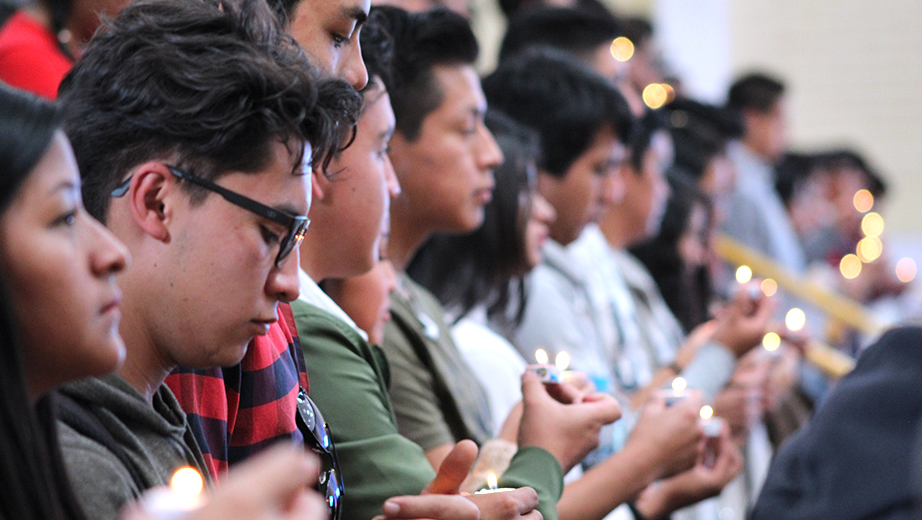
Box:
[752,326,922,520]
[57,374,211,520]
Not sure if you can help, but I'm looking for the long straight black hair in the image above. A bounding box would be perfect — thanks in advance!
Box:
[0,83,86,520]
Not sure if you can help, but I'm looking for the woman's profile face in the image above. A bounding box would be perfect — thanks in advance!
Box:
[0,132,129,399]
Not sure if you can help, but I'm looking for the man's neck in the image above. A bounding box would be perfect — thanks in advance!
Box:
[598,211,631,250]
[387,207,430,273]
[115,311,175,404]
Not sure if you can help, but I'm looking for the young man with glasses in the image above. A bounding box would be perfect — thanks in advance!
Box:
[53,1,360,519]
[162,0,374,483]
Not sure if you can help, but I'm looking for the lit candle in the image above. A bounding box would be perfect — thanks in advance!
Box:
[658,377,689,407]
[527,349,562,384]
[474,472,516,494]
[699,406,724,468]
[140,467,205,520]
[762,332,782,359]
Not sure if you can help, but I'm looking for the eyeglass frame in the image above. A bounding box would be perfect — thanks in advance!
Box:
[110,165,310,268]
[296,387,343,520]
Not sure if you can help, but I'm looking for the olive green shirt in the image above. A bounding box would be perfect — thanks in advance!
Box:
[382,274,563,520]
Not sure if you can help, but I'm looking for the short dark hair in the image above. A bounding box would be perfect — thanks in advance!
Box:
[818,148,888,197]
[482,47,633,178]
[774,152,816,206]
[59,0,361,222]
[621,17,653,48]
[627,109,668,173]
[408,110,541,326]
[664,97,742,181]
[369,5,478,141]
[498,6,622,64]
[727,72,785,113]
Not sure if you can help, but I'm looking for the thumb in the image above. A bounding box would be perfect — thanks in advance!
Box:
[423,440,478,495]
[521,370,550,406]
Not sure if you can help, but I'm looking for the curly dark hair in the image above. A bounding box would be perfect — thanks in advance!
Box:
[59,0,361,222]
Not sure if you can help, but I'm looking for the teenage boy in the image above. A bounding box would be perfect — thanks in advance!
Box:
[54,1,359,519]
[290,17,540,520]
[377,7,623,520]
[164,0,373,478]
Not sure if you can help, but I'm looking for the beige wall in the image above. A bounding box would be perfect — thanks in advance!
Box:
[728,1,922,234]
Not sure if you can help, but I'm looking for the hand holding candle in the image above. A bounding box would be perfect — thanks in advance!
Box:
[474,472,516,494]
[139,467,205,520]
[699,406,725,468]
[657,376,690,407]
[525,348,564,384]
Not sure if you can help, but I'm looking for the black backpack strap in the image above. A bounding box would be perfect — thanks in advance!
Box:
[55,393,148,492]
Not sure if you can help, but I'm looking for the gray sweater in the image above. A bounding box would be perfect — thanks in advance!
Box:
[57,374,211,520]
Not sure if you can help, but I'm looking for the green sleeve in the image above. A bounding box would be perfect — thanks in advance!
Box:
[293,301,436,520]
[496,446,563,520]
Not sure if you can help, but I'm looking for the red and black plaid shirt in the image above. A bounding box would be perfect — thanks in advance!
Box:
[165,303,308,480]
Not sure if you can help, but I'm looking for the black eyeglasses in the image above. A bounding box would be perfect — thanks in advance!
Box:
[296,387,343,520]
[111,166,309,268]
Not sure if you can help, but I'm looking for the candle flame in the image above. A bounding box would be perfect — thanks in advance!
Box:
[487,472,498,490]
[672,377,687,391]
[170,467,204,499]
[762,332,781,351]
[535,349,548,365]
[555,352,570,371]
[785,308,806,332]
[700,405,714,420]
[735,266,752,284]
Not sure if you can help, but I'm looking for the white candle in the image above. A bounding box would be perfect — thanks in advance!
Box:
[140,467,205,520]
[474,472,515,494]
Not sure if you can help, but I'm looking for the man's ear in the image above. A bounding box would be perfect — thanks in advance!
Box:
[311,167,330,204]
[125,162,175,242]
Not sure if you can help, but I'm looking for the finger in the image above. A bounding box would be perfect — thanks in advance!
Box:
[520,371,551,406]
[545,381,581,404]
[284,490,330,520]
[381,494,480,520]
[220,444,320,505]
[467,487,538,517]
[425,440,479,495]
[582,393,622,424]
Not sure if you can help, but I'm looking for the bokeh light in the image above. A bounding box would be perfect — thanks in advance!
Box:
[760,278,778,297]
[555,352,570,370]
[672,376,687,391]
[700,405,714,419]
[171,467,204,498]
[896,257,917,283]
[861,212,884,237]
[853,189,874,213]
[610,37,634,62]
[535,348,548,364]
[856,236,882,263]
[840,254,862,279]
[735,265,753,284]
[785,308,806,332]
[642,83,668,109]
[762,332,781,351]
[662,83,676,103]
